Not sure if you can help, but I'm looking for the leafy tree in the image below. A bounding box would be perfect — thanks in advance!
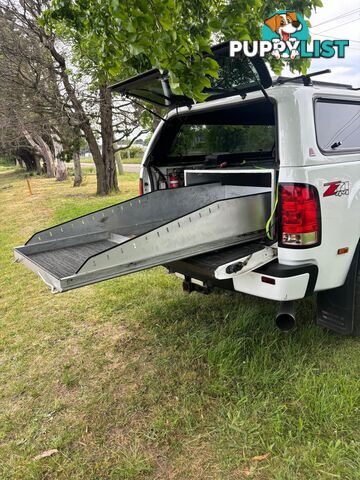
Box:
[44,0,323,101]
[0,0,146,194]
[0,8,70,179]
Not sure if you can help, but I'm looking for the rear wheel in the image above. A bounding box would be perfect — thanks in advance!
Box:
[353,249,360,335]
[317,242,360,335]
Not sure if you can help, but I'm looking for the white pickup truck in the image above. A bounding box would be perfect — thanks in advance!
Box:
[14,42,360,335]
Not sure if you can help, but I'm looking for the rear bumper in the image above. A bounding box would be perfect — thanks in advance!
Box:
[233,261,318,301]
[167,256,318,302]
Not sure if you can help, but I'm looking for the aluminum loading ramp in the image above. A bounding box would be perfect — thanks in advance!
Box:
[14,183,271,292]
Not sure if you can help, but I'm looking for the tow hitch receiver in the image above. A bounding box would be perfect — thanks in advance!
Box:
[182,277,213,295]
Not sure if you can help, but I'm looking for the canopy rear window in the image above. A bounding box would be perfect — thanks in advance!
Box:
[110,42,272,108]
[170,124,275,157]
[148,99,277,167]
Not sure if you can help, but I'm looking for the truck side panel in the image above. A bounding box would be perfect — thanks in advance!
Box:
[279,162,360,291]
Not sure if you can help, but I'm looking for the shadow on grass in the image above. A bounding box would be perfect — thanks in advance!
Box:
[106,281,360,476]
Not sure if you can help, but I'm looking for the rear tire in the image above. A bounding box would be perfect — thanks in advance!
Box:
[317,242,360,335]
[353,249,360,335]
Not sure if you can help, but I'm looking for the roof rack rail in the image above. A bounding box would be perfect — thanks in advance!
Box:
[275,69,332,86]
[274,69,358,90]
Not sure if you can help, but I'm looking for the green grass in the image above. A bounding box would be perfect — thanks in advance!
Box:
[120,157,142,164]
[0,157,15,172]
[80,156,143,164]
[1,169,360,479]
[0,155,14,167]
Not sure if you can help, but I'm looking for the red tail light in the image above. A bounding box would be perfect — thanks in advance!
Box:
[279,184,321,248]
[138,178,144,196]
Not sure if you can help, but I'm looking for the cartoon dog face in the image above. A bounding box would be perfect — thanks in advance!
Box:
[264,12,302,42]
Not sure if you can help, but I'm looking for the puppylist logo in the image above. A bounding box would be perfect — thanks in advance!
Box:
[262,11,309,60]
[230,10,349,60]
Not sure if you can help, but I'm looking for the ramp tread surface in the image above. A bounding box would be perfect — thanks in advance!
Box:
[28,240,116,278]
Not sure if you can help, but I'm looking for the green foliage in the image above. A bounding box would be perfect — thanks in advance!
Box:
[206,125,274,153]
[170,124,275,156]
[120,145,144,159]
[44,0,323,100]
[58,134,81,163]
[128,145,144,158]
[0,155,14,167]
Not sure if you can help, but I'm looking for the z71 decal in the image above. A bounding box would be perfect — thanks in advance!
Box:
[323,181,350,197]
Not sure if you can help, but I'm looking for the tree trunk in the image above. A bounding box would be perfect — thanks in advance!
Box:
[115,151,124,175]
[23,130,55,177]
[73,150,82,186]
[42,38,107,194]
[52,135,68,181]
[100,85,119,194]
[34,155,42,174]
[35,136,56,178]
[55,160,68,181]
[83,120,105,194]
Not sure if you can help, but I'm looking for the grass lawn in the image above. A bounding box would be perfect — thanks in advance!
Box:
[1,169,360,479]
[81,156,143,164]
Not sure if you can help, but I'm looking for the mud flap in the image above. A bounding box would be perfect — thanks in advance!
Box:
[317,243,359,335]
